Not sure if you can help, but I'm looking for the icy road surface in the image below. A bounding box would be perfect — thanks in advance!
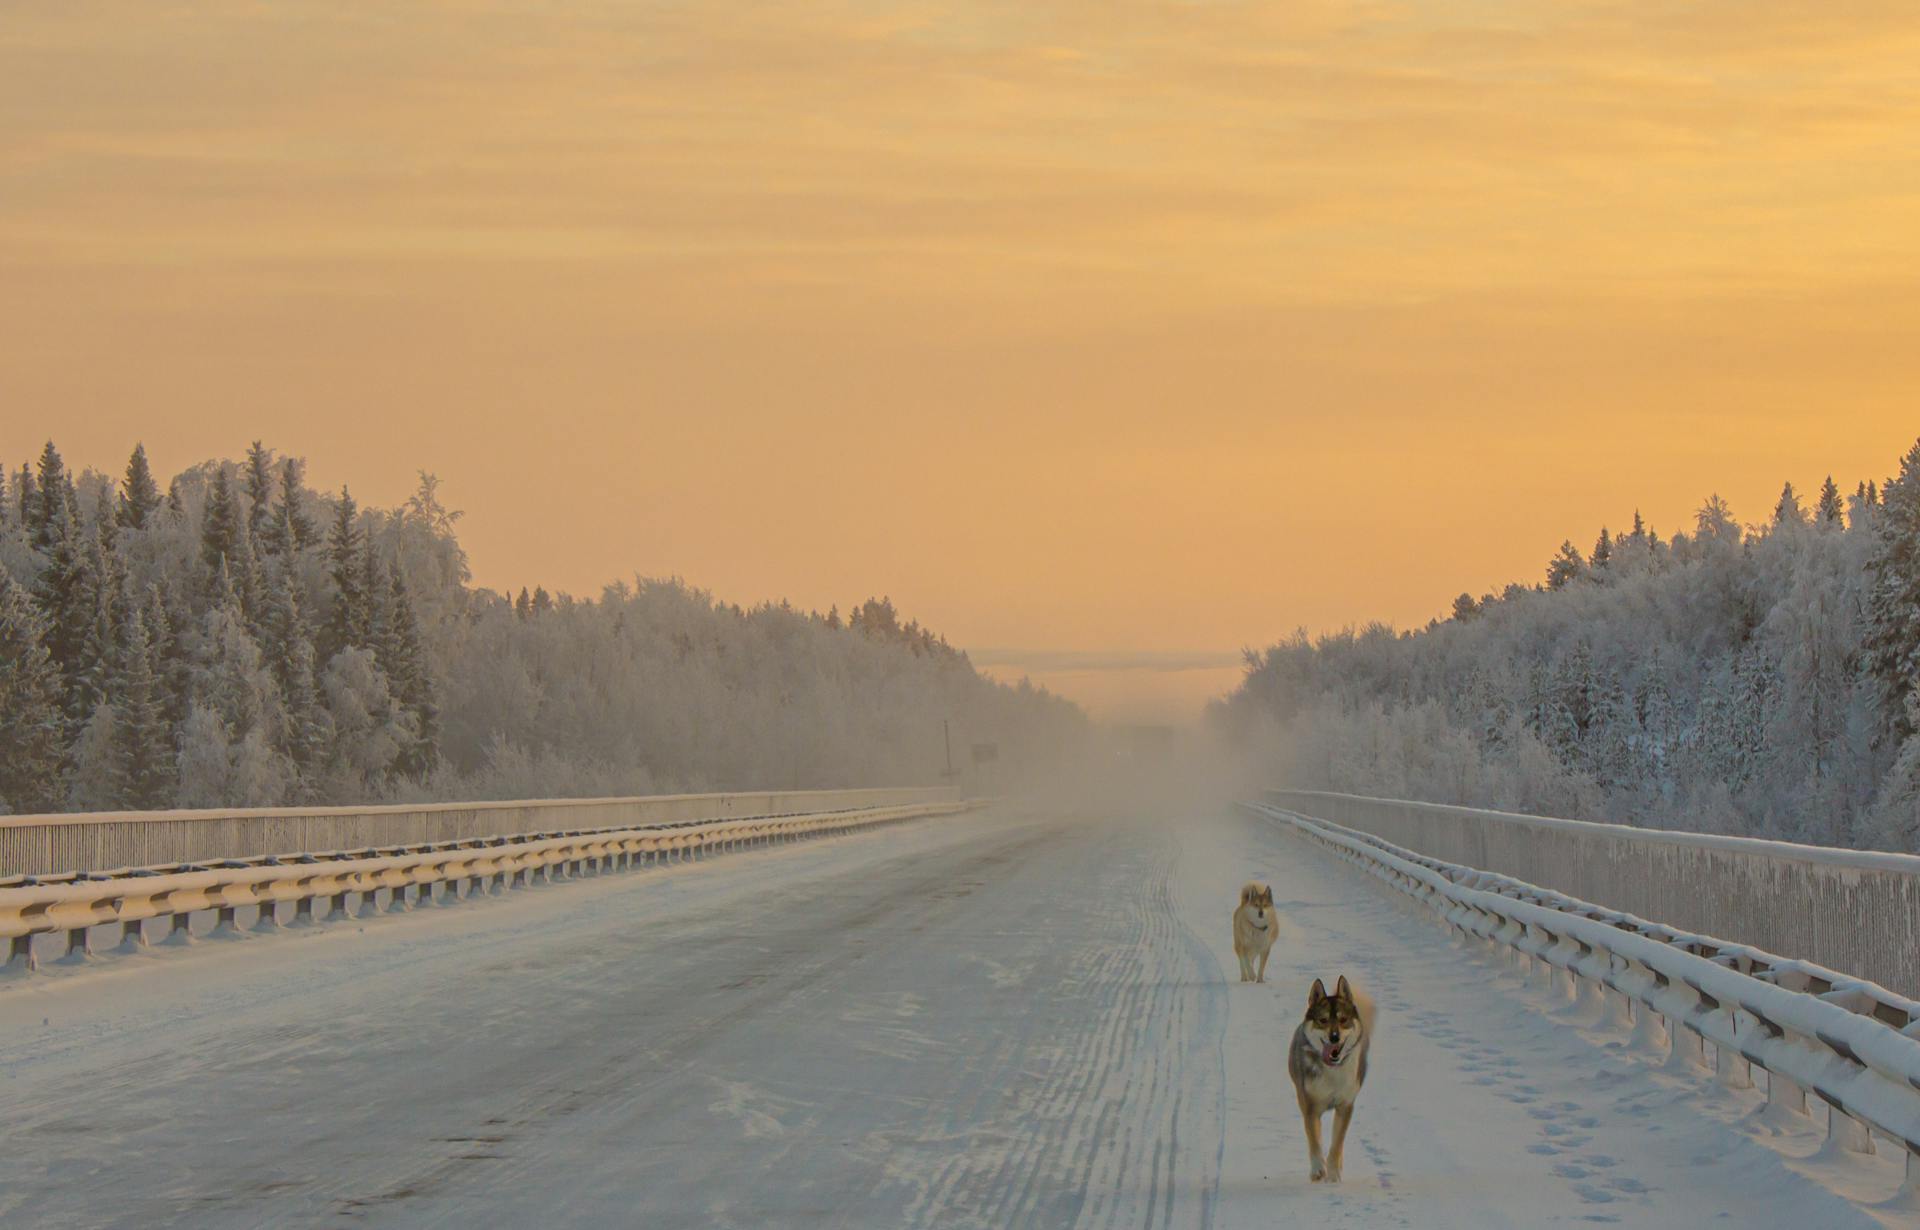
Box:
[0,805,1905,1228]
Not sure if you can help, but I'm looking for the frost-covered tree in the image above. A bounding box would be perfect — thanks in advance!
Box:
[118,443,162,531]
[243,441,275,546]
[0,569,66,814]
[1867,439,1920,742]
[200,465,241,579]
[2,439,1085,814]
[115,606,176,810]
[1214,437,1920,852]
[1545,541,1587,590]
[1773,481,1806,527]
[321,486,367,661]
[1816,476,1845,527]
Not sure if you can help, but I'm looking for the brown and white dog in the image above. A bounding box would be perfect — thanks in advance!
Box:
[1287,975,1375,1183]
[1231,882,1276,983]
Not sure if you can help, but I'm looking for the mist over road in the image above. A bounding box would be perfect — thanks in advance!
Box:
[0,807,1888,1228]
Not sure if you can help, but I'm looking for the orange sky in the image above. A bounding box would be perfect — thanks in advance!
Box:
[5,2,1919,722]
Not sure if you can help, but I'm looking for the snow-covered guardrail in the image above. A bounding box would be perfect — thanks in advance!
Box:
[1266,788,1920,1000]
[1,799,973,976]
[1244,800,1920,1197]
[0,787,958,877]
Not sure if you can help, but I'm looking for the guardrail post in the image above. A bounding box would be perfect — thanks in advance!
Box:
[1763,1066,1809,1122]
[1665,1019,1709,1075]
[288,895,316,928]
[323,891,351,923]
[1603,965,1636,1032]
[159,912,195,946]
[1629,997,1669,1056]
[2,934,33,975]
[114,918,148,955]
[209,905,244,940]
[55,926,93,965]
[251,901,281,935]
[1819,1097,1876,1156]
[1714,1034,1753,1091]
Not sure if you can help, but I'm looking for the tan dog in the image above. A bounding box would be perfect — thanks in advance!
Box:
[1287,975,1375,1183]
[1231,882,1276,983]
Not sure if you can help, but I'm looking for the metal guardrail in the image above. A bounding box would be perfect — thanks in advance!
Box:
[2,800,972,976]
[1243,800,1920,1197]
[1264,788,1920,1000]
[0,787,959,877]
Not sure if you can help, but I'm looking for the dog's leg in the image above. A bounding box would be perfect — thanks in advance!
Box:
[1235,949,1249,982]
[1255,948,1270,984]
[1296,1088,1325,1181]
[1326,1103,1355,1184]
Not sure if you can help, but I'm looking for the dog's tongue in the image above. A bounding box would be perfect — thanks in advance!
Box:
[1322,1042,1341,1065]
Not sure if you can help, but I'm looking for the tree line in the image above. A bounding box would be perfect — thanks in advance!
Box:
[1212,439,1920,852]
[0,442,1084,815]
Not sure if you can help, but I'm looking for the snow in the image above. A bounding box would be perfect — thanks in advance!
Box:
[0,804,1905,1227]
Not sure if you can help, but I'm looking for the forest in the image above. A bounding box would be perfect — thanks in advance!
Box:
[0,442,1086,815]
[1213,439,1920,852]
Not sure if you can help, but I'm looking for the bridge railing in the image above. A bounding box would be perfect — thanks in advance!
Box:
[1245,800,1920,1197]
[0,787,957,877]
[2,798,972,975]
[1266,788,1920,1000]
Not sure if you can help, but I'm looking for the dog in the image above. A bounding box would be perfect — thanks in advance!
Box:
[1287,975,1375,1183]
[1231,883,1277,983]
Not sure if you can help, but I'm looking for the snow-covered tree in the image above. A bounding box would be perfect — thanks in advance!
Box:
[118,444,162,531]
[0,569,66,813]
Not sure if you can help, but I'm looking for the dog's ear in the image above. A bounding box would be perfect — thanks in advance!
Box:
[1309,978,1327,1005]
[1240,884,1252,905]
[1334,975,1353,1002]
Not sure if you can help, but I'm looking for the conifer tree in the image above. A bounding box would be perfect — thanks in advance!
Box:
[118,443,162,530]
[1774,481,1806,527]
[1816,475,1844,526]
[194,562,282,797]
[263,560,325,781]
[29,441,69,555]
[67,703,126,811]
[321,487,366,661]
[201,466,241,579]
[1866,439,1920,740]
[1591,527,1613,571]
[13,462,32,528]
[266,457,315,555]
[244,441,275,546]
[33,496,94,735]
[153,584,195,737]
[381,572,438,776]
[1545,540,1587,590]
[116,605,176,809]
[74,506,125,725]
[0,569,66,814]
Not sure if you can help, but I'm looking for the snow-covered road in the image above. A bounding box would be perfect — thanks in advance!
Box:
[0,805,1905,1228]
